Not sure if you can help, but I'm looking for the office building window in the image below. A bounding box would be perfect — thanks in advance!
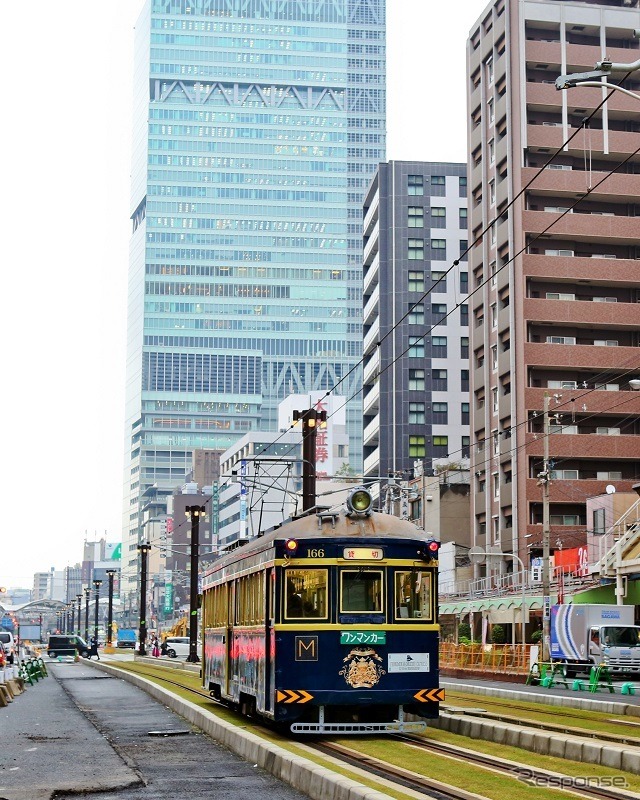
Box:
[408,303,424,324]
[408,175,424,195]
[461,435,470,457]
[433,435,448,449]
[432,336,447,357]
[460,304,469,325]
[431,207,446,228]
[409,369,425,390]
[593,507,606,535]
[408,270,424,292]
[461,369,469,391]
[408,206,424,227]
[459,240,468,260]
[432,369,448,390]
[431,270,447,292]
[461,402,470,424]
[409,402,425,424]
[459,208,468,229]
[431,238,446,249]
[460,336,469,358]
[409,435,426,457]
[408,238,424,259]
[409,336,424,358]
[431,175,445,185]
[460,272,468,293]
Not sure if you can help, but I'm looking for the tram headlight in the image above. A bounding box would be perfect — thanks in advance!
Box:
[422,539,441,562]
[285,538,299,557]
[346,487,373,517]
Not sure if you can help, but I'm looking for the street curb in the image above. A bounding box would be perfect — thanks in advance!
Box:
[89,660,393,800]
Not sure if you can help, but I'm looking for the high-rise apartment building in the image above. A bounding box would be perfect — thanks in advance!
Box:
[467,0,640,568]
[122,0,386,592]
[362,162,470,495]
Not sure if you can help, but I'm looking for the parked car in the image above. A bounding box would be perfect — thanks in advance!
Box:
[0,641,7,668]
[163,636,201,658]
[47,634,90,659]
[0,632,16,664]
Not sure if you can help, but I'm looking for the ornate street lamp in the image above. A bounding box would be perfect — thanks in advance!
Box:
[185,506,206,663]
[84,586,91,642]
[93,579,102,648]
[105,569,117,647]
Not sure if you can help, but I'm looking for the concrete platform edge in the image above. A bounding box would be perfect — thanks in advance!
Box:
[88,661,392,800]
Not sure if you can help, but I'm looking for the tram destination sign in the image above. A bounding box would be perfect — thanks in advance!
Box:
[340,631,386,645]
[343,547,383,560]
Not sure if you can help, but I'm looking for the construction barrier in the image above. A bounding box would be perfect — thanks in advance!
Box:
[440,642,532,674]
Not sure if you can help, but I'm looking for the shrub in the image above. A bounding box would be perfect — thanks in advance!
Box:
[530,628,543,644]
[490,624,505,644]
[458,622,471,640]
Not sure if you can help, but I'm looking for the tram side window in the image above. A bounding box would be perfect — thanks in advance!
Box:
[284,569,328,619]
[395,570,432,620]
[340,570,383,613]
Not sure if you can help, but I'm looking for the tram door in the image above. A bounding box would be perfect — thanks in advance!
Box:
[264,568,275,711]
[226,581,234,697]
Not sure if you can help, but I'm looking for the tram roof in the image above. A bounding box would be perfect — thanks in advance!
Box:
[208,510,430,574]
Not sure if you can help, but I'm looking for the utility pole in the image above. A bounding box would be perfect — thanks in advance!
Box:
[185,506,206,663]
[541,393,551,661]
[293,407,326,512]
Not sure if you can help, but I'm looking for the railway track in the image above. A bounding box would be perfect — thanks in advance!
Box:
[115,661,639,800]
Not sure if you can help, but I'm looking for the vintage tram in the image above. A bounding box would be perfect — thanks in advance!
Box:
[201,487,443,734]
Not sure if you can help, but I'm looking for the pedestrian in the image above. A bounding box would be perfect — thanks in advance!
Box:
[90,636,100,661]
[152,635,160,658]
[160,638,169,657]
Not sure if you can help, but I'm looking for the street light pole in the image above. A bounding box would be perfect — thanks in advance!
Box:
[105,569,116,647]
[541,393,551,662]
[185,506,206,663]
[137,542,151,656]
[93,579,102,647]
[70,602,75,636]
[84,587,91,642]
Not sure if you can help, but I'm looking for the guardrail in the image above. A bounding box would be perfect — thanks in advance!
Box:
[440,642,533,674]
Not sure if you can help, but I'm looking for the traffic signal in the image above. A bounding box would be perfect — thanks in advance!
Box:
[422,539,441,562]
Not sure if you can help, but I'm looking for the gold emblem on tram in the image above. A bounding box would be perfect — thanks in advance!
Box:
[339,647,386,689]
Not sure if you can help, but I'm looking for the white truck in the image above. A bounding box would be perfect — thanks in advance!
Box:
[550,604,640,676]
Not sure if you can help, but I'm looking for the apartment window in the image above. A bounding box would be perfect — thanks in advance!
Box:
[431,270,447,292]
[491,303,497,328]
[409,336,424,358]
[492,387,499,413]
[491,345,498,369]
[409,402,425,424]
[460,272,468,294]
[459,240,468,261]
[432,336,447,357]
[461,402,470,424]
[408,238,424,259]
[546,292,575,300]
[493,473,500,498]
[461,369,469,391]
[409,435,426,457]
[433,402,448,424]
[408,270,424,292]
[593,507,606,535]
[408,303,424,324]
[488,97,494,124]
[489,138,495,163]
[459,176,467,192]
[486,55,494,84]
[408,175,424,195]
[431,207,446,228]
[433,369,448,390]
[594,339,618,347]
[459,208,468,229]
[408,206,424,227]
[431,238,446,250]
[433,435,448,450]
[431,175,445,185]
[409,369,425,390]
[547,336,576,345]
[490,261,497,286]
[460,304,469,325]
[462,436,470,458]
[432,304,447,323]
[460,337,469,358]
[489,179,496,206]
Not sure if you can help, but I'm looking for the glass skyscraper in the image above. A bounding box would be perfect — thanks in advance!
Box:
[122,0,386,590]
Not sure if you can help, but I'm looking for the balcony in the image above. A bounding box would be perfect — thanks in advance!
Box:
[527,81,640,115]
[363,381,380,415]
[523,297,640,329]
[363,415,380,447]
[526,477,637,503]
[523,253,639,283]
[525,386,640,415]
[362,347,380,385]
[364,447,380,477]
[363,282,380,326]
[363,222,379,266]
[527,124,640,160]
[363,251,379,295]
[524,341,639,370]
[363,194,379,238]
[525,40,640,75]
[523,209,640,246]
[521,167,640,202]
[363,317,380,355]
[525,431,640,460]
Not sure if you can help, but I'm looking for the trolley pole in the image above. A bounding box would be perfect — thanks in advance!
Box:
[185,506,206,663]
[293,407,327,512]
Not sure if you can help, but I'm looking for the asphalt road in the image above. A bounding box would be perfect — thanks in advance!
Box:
[0,660,308,800]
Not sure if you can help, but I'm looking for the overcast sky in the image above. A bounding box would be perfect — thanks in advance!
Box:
[0,0,489,588]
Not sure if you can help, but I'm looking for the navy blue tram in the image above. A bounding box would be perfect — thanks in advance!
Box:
[201,488,443,734]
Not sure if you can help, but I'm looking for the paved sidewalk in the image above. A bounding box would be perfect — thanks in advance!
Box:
[0,661,139,800]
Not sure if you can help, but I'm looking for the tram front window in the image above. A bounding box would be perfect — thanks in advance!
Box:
[340,570,383,613]
[395,570,432,620]
[284,569,327,619]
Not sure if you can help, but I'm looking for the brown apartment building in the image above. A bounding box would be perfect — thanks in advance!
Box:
[467,0,640,572]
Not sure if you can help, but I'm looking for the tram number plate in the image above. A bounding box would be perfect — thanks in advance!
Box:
[340,631,386,645]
